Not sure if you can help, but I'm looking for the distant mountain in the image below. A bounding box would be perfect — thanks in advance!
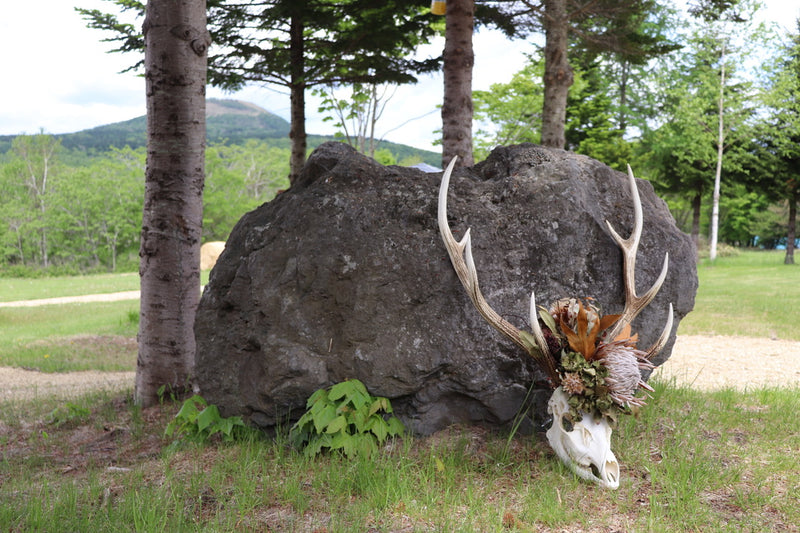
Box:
[46,99,288,152]
[0,99,440,166]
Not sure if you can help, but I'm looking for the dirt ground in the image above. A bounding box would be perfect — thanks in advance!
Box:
[1,334,799,402]
[652,334,800,390]
[0,367,135,402]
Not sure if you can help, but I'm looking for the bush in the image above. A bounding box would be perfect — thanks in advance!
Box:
[165,395,255,445]
[289,379,405,459]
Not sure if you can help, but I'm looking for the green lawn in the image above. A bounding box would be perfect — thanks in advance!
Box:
[0,272,140,302]
[0,270,210,302]
[677,250,800,340]
[0,300,139,372]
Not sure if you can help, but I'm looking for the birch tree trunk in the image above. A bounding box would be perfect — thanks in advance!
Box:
[136,0,209,407]
[709,47,725,262]
[541,0,573,149]
[441,0,474,169]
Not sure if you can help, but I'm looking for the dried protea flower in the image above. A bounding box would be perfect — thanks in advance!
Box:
[561,372,586,396]
[595,340,655,408]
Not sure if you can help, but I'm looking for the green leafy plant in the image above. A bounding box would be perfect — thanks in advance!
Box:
[165,395,250,444]
[289,379,404,458]
[48,402,91,428]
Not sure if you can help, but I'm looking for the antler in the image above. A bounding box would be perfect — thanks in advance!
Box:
[437,157,560,382]
[604,165,673,357]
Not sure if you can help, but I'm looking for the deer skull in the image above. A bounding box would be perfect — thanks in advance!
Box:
[546,387,620,488]
[437,156,673,488]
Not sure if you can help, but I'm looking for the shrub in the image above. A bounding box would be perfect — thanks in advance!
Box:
[289,379,405,459]
[48,402,91,428]
[165,395,253,444]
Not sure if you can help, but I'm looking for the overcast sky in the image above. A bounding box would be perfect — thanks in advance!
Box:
[1,1,797,152]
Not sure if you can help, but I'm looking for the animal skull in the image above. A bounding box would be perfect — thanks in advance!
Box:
[436,156,673,488]
[546,387,620,489]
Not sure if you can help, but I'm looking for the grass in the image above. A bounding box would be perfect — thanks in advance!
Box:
[0,272,140,302]
[0,250,799,530]
[0,378,798,531]
[0,270,209,372]
[676,250,800,341]
[0,270,210,302]
[0,301,139,372]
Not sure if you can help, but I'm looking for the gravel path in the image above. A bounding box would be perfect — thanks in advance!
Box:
[0,367,135,402]
[652,334,800,390]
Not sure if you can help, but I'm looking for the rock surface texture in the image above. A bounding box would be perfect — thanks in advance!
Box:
[194,142,697,435]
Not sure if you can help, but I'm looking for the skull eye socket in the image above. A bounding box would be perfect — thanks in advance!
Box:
[590,463,601,480]
[561,416,574,432]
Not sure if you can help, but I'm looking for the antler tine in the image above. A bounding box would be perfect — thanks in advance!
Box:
[604,165,671,343]
[646,303,674,359]
[437,157,552,366]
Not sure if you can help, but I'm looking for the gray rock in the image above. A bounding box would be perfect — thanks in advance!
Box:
[194,142,697,435]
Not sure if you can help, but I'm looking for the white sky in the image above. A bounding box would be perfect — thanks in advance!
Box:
[0,1,797,152]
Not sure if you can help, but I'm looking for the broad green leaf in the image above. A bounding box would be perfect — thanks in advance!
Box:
[309,393,330,415]
[349,392,368,411]
[369,417,389,442]
[330,431,349,450]
[325,414,348,434]
[368,397,389,416]
[307,388,328,408]
[174,397,201,423]
[196,405,221,432]
[352,409,368,432]
[387,417,405,436]
[313,403,337,434]
[328,380,355,401]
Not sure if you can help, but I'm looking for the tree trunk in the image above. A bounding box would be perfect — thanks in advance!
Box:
[136,0,209,407]
[541,0,573,149]
[786,190,797,265]
[441,0,474,169]
[691,190,702,252]
[288,14,307,185]
[617,61,630,133]
[709,46,725,262]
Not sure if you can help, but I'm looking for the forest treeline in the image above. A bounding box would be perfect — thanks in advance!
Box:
[0,97,440,275]
[3,0,800,275]
[0,133,431,275]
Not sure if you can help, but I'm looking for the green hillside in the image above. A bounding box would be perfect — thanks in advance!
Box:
[0,99,441,166]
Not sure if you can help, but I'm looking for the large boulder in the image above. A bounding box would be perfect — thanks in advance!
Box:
[194,142,697,435]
